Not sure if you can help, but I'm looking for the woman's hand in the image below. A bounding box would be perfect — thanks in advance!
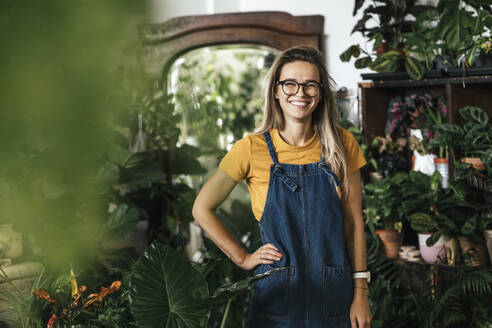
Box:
[238,243,283,271]
[350,292,371,328]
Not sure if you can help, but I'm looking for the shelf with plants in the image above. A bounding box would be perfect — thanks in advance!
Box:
[342,0,492,81]
[348,83,492,326]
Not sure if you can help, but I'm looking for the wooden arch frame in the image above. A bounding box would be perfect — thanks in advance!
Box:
[138,11,325,86]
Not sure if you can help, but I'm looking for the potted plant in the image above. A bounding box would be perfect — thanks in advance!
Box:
[403,171,466,264]
[340,0,430,79]
[431,106,491,176]
[369,135,408,178]
[363,173,408,258]
[456,211,490,267]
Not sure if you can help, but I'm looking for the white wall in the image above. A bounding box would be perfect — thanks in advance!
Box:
[239,0,371,93]
[147,0,373,93]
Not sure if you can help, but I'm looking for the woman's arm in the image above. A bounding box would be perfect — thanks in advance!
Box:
[192,168,248,266]
[342,169,371,328]
[192,168,283,270]
[342,169,368,286]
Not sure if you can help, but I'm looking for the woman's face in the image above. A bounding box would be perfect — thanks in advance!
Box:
[274,60,322,125]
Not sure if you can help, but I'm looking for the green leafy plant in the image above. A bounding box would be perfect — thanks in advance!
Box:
[0,266,46,328]
[430,106,492,175]
[363,172,409,232]
[340,0,431,79]
[404,171,471,246]
[129,241,289,328]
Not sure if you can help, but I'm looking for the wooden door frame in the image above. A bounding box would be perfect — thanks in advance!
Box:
[138,11,325,85]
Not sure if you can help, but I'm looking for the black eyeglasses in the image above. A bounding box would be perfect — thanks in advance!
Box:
[276,80,323,97]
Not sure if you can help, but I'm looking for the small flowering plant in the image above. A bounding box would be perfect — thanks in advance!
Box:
[385,92,448,158]
[33,269,121,328]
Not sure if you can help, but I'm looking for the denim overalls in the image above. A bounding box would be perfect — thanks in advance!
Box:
[246,130,353,328]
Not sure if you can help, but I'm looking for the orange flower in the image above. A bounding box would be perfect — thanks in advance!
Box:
[47,313,57,328]
[33,289,57,304]
[83,281,121,308]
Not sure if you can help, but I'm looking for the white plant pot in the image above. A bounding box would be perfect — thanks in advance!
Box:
[418,233,446,264]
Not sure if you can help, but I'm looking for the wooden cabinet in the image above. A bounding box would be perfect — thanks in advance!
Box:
[358,75,492,143]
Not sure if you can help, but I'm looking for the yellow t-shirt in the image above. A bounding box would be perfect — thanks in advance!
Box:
[219,128,367,222]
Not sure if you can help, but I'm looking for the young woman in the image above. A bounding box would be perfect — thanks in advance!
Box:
[192,46,371,328]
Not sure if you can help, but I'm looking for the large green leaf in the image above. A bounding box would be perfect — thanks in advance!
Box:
[129,242,210,328]
[459,106,489,125]
[171,144,207,175]
[107,203,140,241]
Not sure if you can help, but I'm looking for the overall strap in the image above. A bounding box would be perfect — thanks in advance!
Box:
[263,130,299,192]
[263,131,279,164]
[318,162,341,187]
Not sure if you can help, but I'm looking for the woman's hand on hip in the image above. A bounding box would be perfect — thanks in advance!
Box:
[238,243,283,271]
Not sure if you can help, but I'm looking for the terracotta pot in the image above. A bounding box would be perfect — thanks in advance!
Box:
[481,230,492,266]
[461,157,486,171]
[375,229,402,259]
[433,158,449,189]
[418,232,446,264]
[458,236,489,267]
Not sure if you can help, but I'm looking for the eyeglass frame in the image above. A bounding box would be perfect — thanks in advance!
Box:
[276,79,323,97]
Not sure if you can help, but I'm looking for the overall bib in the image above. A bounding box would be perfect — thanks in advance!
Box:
[246,131,353,328]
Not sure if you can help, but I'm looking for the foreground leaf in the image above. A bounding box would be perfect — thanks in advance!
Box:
[129,242,209,328]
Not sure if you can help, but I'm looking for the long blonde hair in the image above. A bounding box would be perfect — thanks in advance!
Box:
[253,45,350,200]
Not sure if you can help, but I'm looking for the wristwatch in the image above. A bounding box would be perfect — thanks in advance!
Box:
[352,270,371,284]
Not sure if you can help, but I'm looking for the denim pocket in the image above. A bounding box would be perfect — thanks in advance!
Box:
[252,264,295,319]
[322,265,353,317]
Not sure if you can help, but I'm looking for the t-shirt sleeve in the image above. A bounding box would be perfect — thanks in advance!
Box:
[341,129,367,174]
[218,136,252,182]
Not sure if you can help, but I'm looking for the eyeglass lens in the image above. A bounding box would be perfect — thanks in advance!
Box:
[282,81,320,97]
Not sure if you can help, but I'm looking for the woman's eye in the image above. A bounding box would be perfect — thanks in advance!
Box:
[285,82,297,87]
[306,83,317,88]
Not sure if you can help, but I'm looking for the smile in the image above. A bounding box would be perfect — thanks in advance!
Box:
[289,101,309,107]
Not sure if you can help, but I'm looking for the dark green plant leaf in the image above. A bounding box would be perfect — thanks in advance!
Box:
[354,56,372,68]
[108,145,133,166]
[460,214,477,235]
[129,241,210,328]
[404,56,425,80]
[410,213,436,232]
[108,203,140,242]
[369,51,400,72]
[426,232,442,247]
[353,0,365,16]
[171,144,207,175]
[459,106,489,125]
[340,45,361,62]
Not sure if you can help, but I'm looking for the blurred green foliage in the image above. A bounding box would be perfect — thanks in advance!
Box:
[0,0,144,268]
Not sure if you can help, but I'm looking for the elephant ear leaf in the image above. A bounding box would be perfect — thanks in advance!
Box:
[129,241,210,328]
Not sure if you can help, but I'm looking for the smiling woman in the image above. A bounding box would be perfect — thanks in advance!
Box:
[192,45,371,328]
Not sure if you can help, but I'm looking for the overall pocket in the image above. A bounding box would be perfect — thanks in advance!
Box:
[322,265,353,317]
[251,264,295,319]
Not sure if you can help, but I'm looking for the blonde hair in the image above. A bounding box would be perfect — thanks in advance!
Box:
[252,45,349,200]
